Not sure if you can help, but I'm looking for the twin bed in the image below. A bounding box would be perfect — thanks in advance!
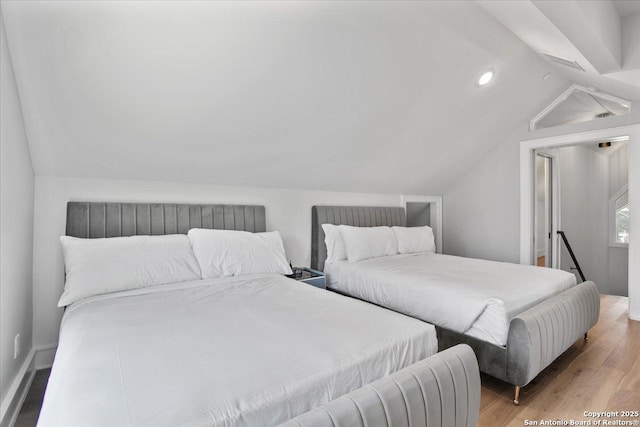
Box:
[39,202,480,427]
[311,205,600,404]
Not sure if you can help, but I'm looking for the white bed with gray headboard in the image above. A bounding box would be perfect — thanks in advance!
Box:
[38,201,481,427]
[311,205,600,405]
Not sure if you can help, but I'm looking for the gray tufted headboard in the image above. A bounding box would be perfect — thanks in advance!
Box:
[311,206,406,271]
[66,202,266,238]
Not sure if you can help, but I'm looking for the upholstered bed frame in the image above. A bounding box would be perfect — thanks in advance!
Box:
[280,344,480,427]
[65,202,481,426]
[311,205,601,405]
[66,202,268,237]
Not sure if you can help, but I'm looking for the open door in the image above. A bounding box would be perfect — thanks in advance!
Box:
[534,153,554,267]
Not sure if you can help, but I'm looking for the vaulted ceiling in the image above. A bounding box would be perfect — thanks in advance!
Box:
[1,1,637,194]
[479,0,640,93]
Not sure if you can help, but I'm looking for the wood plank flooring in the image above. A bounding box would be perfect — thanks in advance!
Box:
[14,295,638,427]
[478,295,640,426]
[14,368,50,427]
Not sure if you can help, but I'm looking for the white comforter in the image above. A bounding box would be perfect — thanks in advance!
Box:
[326,253,577,346]
[38,274,437,427]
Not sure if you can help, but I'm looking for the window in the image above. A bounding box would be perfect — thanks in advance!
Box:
[615,192,629,244]
[610,185,629,246]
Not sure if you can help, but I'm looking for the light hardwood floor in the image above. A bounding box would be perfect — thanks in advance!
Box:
[15,295,638,427]
[479,295,640,426]
[14,368,49,427]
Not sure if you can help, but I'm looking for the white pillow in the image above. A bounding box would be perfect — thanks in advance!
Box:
[338,225,398,263]
[188,229,292,278]
[392,226,436,254]
[59,234,201,307]
[322,223,347,263]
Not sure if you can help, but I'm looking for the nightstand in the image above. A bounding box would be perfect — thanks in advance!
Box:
[288,267,326,289]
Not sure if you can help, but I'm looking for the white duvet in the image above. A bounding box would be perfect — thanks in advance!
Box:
[325,253,577,346]
[38,274,437,427]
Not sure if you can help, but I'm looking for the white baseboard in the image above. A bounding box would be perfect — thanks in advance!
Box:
[34,344,57,369]
[630,313,640,321]
[0,348,36,427]
[0,344,57,427]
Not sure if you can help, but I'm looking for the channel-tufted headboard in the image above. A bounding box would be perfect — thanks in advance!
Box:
[66,202,266,238]
[311,205,406,271]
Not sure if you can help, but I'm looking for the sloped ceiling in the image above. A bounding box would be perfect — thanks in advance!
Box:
[478,0,640,93]
[1,0,573,194]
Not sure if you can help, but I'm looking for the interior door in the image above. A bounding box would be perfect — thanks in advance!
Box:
[534,153,553,267]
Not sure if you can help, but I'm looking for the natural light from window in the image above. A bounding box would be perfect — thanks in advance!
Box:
[615,191,629,244]
[610,185,629,247]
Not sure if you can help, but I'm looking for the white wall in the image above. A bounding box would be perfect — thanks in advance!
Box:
[441,90,631,263]
[0,10,35,425]
[557,146,609,292]
[442,106,639,318]
[608,143,629,296]
[443,125,525,263]
[628,133,640,319]
[609,143,629,195]
[609,247,629,296]
[622,13,640,70]
[535,156,547,257]
[32,176,410,362]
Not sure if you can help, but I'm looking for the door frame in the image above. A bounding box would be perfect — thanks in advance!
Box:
[519,124,640,320]
[534,150,560,268]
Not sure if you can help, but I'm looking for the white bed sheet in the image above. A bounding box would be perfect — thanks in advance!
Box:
[38,274,437,427]
[325,253,577,346]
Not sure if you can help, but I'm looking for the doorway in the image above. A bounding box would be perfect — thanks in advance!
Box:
[519,124,639,320]
[534,153,553,268]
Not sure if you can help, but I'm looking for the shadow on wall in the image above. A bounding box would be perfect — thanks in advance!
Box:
[407,202,431,227]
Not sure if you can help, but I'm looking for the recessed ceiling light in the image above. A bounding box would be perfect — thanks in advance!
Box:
[478,70,493,86]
